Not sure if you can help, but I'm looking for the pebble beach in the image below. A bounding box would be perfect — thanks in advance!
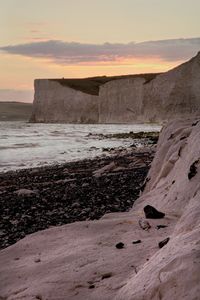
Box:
[0,144,155,249]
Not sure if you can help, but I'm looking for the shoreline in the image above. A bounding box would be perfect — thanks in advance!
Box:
[0,123,160,173]
[0,145,155,250]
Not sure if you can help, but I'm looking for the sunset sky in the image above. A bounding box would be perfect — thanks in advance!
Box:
[0,0,200,102]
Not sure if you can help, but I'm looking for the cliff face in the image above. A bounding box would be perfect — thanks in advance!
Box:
[30,52,200,123]
[30,80,99,123]
[142,52,200,122]
[98,77,145,123]
[98,52,200,123]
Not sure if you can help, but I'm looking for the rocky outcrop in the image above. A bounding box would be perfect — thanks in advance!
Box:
[30,52,200,123]
[0,118,200,299]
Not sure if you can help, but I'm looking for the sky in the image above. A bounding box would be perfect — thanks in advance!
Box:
[0,0,200,103]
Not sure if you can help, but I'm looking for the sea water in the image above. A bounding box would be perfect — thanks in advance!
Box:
[0,121,161,172]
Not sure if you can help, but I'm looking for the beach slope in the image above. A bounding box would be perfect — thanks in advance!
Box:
[0,118,199,299]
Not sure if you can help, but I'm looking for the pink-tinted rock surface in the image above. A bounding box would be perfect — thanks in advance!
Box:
[0,118,200,299]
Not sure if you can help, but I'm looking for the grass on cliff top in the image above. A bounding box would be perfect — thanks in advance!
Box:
[50,73,160,96]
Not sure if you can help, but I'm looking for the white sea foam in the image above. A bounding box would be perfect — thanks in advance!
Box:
[0,121,161,172]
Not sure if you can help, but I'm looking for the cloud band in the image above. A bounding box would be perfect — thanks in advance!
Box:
[1,38,200,64]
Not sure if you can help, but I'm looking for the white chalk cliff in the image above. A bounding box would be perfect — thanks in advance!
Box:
[31,79,99,123]
[30,52,200,123]
[1,118,200,299]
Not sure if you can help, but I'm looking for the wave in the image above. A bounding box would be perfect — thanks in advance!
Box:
[0,143,40,150]
[0,135,9,139]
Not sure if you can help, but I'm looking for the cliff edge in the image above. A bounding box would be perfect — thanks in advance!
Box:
[0,118,200,299]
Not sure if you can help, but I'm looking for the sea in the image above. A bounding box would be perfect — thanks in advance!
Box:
[0,121,161,173]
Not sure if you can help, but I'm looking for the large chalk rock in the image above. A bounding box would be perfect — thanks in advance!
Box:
[0,118,200,299]
[116,118,200,299]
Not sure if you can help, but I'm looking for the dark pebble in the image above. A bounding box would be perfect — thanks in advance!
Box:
[156,225,168,230]
[89,284,95,289]
[101,272,113,280]
[0,147,155,250]
[144,205,165,219]
[132,240,141,244]
[158,237,170,248]
[192,120,199,126]
[188,160,199,180]
[115,242,124,249]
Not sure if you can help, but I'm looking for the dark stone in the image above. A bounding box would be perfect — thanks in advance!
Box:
[156,225,168,230]
[180,136,187,140]
[144,205,165,219]
[192,120,199,126]
[89,284,95,289]
[188,160,199,180]
[115,242,124,249]
[101,272,113,280]
[132,240,141,244]
[178,146,183,157]
[158,237,170,248]
[149,136,159,144]
[130,143,136,148]
[168,133,174,140]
